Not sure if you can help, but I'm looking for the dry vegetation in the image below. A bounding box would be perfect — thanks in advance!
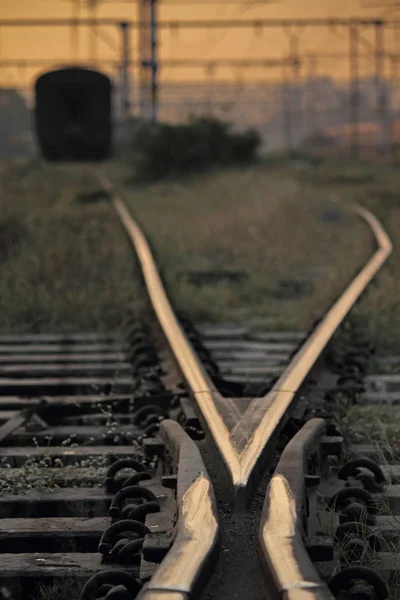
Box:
[0,159,143,333]
[335,400,400,457]
[34,580,81,600]
[108,158,372,332]
[1,153,399,351]
[328,397,400,600]
[297,157,400,352]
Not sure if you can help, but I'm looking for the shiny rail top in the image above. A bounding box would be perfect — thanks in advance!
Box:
[99,175,392,502]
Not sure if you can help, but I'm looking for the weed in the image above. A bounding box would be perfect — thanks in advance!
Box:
[32,579,81,600]
[299,158,400,352]
[0,215,27,260]
[107,158,372,330]
[337,405,400,450]
[327,390,400,599]
[0,161,144,333]
[0,370,143,495]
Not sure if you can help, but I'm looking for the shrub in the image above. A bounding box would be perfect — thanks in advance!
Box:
[132,116,261,180]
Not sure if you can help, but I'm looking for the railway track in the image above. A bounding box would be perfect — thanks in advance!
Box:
[0,173,395,600]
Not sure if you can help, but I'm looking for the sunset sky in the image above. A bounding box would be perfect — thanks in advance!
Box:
[0,1,397,87]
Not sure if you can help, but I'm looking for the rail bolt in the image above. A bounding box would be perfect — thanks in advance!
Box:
[338,458,386,493]
[328,487,379,515]
[335,521,383,553]
[120,501,160,522]
[99,519,150,556]
[103,584,133,599]
[105,459,149,493]
[79,570,141,600]
[329,566,388,600]
[339,502,376,526]
[132,405,169,427]
[109,485,158,518]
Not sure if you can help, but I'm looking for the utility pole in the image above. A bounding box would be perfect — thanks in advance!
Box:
[139,0,158,123]
[304,53,318,140]
[120,22,131,123]
[281,28,302,151]
[70,0,81,61]
[374,20,391,153]
[281,61,293,152]
[290,31,302,146]
[87,0,98,65]
[65,0,99,64]
[349,21,360,156]
[150,0,158,123]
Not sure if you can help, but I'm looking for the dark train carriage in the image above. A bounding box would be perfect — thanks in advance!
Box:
[34,67,112,161]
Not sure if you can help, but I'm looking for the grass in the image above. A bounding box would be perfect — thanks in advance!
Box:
[2,152,400,596]
[33,580,81,600]
[296,155,400,352]
[107,158,373,331]
[0,158,143,333]
[322,498,400,600]
[322,393,400,600]
[331,526,400,600]
[335,404,400,450]
[2,153,399,350]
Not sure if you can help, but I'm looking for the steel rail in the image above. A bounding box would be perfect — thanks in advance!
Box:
[138,419,219,600]
[259,418,334,600]
[100,175,392,503]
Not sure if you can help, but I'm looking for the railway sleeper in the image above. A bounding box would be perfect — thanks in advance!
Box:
[0,408,218,600]
[0,424,141,446]
[259,417,400,600]
[0,484,166,518]
[0,377,135,396]
[0,445,144,468]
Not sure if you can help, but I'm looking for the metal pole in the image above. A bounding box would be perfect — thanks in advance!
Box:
[150,0,158,123]
[205,64,215,116]
[281,62,293,152]
[120,22,131,122]
[289,31,302,148]
[349,21,360,156]
[71,0,81,61]
[304,54,317,141]
[139,0,151,119]
[88,0,98,65]
[375,20,391,153]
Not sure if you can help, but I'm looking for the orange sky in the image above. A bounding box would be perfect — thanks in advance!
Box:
[0,1,396,86]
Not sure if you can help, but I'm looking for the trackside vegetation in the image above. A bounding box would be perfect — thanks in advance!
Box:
[130,116,261,180]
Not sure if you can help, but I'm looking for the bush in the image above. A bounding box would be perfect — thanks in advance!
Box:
[132,116,261,180]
